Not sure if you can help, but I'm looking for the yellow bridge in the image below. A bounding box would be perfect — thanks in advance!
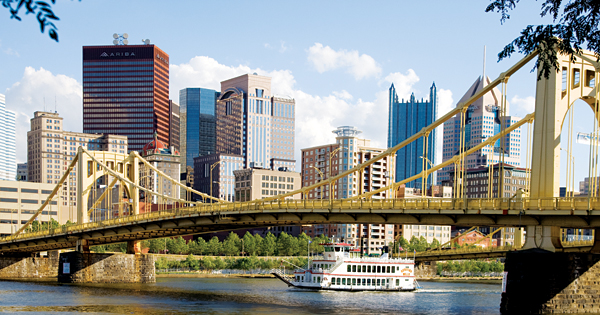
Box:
[1,46,599,256]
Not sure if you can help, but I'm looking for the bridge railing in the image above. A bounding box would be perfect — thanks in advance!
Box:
[3,197,600,244]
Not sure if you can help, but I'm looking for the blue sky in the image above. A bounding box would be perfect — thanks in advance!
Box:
[0,1,592,190]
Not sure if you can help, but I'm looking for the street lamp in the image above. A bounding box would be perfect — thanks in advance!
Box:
[210,160,222,203]
[419,156,434,197]
[329,146,348,204]
[312,166,324,200]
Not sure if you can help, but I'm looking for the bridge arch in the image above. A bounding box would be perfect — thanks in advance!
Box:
[530,50,599,199]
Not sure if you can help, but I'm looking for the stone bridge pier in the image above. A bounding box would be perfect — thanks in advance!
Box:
[58,240,155,283]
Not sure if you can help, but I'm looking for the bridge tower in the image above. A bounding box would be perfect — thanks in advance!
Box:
[524,50,600,251]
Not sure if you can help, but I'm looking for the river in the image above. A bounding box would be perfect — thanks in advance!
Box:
[0,277,502,314]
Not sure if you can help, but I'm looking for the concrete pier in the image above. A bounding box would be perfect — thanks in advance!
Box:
[501,250,600,314]
[58,252,155,283]
[0,255,58,279]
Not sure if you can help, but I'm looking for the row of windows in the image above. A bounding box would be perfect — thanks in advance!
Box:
[83,77,153,82]
[84,87,154,92]
[83,82,153,87]
[83,61,154,66]
[83,103,154,108]
[347,264,401,274]
[84,66,154,71]
[0,198,56,205]
[0,187,52,194]
[84,113,153,118]
[83,71,153,77]
[260,175,295,182]
[0,210,56,215]
[84,98,154,102]
[84,123,153,129]
[84,93,153,98]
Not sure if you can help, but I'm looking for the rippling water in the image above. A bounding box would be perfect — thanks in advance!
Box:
[0,277,503,314]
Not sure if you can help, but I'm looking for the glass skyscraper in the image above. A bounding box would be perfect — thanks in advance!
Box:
[0,94,16,180]
[388,82,437,189]
[179,88,218,170]
[82,43,170,152]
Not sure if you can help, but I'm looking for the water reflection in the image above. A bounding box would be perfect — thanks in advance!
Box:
[0,278,502,314]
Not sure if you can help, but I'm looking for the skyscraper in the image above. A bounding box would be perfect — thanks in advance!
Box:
[169,100,180,152]
[82,40,170,152]
[217,73,296,170]
[388,83,437,188]
[439,76,522,185]
[179,88,218,170]
[0,94,16,181]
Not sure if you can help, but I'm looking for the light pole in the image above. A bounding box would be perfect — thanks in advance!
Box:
[329,146,348,204]
[210,160,222,203]
[312,166,325,200]
[419,156,434,197]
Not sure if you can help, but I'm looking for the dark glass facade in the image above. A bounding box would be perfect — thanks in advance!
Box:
[169,100,180,152]
[82,44,170,152]
[216,88,244,156]
[388,82,437,189]
[179,88,218,170]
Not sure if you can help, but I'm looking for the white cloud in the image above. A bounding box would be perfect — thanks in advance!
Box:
[4,67,82,163]
[0,40,19,57]
[279,41,288,53]
[383,70,420,99]
[510,95,535,116]
[332,90,353,100]
[437,88,454,117]
[307,43,381,80]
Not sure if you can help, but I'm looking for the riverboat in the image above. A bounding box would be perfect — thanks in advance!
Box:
[272,243,418,291]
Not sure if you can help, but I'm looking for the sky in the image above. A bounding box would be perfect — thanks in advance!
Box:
[0,1,593,190]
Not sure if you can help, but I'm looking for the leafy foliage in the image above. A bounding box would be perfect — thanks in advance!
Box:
[437,260,504,274]
[486,0,600,79]
[2,0,63,41]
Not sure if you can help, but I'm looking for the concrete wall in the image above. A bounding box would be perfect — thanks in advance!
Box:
[414,261,437,278]
[58,252,155,283]
[501,250,600,314]
[0,256,58,278]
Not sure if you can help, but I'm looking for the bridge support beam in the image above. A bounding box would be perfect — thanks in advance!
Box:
[501,250,600,314]
[0,253,58,279]
[521,226,562,252]
[58,252,155,283]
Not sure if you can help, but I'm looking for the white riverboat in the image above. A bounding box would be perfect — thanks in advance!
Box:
[272,243,418,291]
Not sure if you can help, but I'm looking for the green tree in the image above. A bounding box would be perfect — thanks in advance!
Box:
[223,232,240,256]
[206,236,222,255]
[167,237,188,255]
[486,0,600,80]
[147,238,166,254]
[189,238,207,255]
[430,238,441,249]
[184,254,200,270]
[260,232,276,256]
[297,233,310,257]
[242,232,257,256]
[276,232,299,256]
[398,237,409,252]
[311,234,331,254]
[253,234,264,256]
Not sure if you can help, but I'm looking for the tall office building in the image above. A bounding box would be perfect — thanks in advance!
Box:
[169,100,180,152]
[440,76,522,184]
[388,83,437,189]
[301,126,396,254]
[179,88,218,170]
[0,94,16,181]
[27,111,127,211]
[217,73,296,170]
[82,40,170,152]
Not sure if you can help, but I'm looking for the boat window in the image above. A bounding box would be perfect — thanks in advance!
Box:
[352,265,356,272]
[357,265,361,273]
[387,279,390,284]
[396,279,400,286]
[352,278,356,285]
[332,277,335,284]
[335,247,340,252]
[367,265,371,273]
[337,278,341,285]
[362,278,366,285]
[301,276,304,281]
[367,279,371,286]
[377,279,380,286]
[362,265,366,272]
[347,265,351,272]
[387,266,391,273]
[318,277,321,282]
[377,266,381,273]
[342,278,346,285]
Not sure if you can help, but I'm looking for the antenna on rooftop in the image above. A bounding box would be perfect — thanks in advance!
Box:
[112,33,129,45]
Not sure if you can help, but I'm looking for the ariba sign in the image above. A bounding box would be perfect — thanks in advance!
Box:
[156,53,168,64]
[100,51,136,57]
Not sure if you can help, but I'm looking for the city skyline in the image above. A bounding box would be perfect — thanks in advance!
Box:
[0,1,591,189]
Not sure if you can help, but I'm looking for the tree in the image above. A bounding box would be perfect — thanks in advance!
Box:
[398,237,409,252]
[223,232,240,256]
[430,238,441,249]
[260,232,277,256]
[147,238,165,254]
[486,0,600,79]
[242,232,257,256]
[189,238,207,255]
[297,233,311,257]
[276,232,299,256]
[3,0,63,41]
[206,236,222,256]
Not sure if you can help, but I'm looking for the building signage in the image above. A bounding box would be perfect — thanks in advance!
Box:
[156,53,168,64]
[502,271,508,293]
[100,52,136,57]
